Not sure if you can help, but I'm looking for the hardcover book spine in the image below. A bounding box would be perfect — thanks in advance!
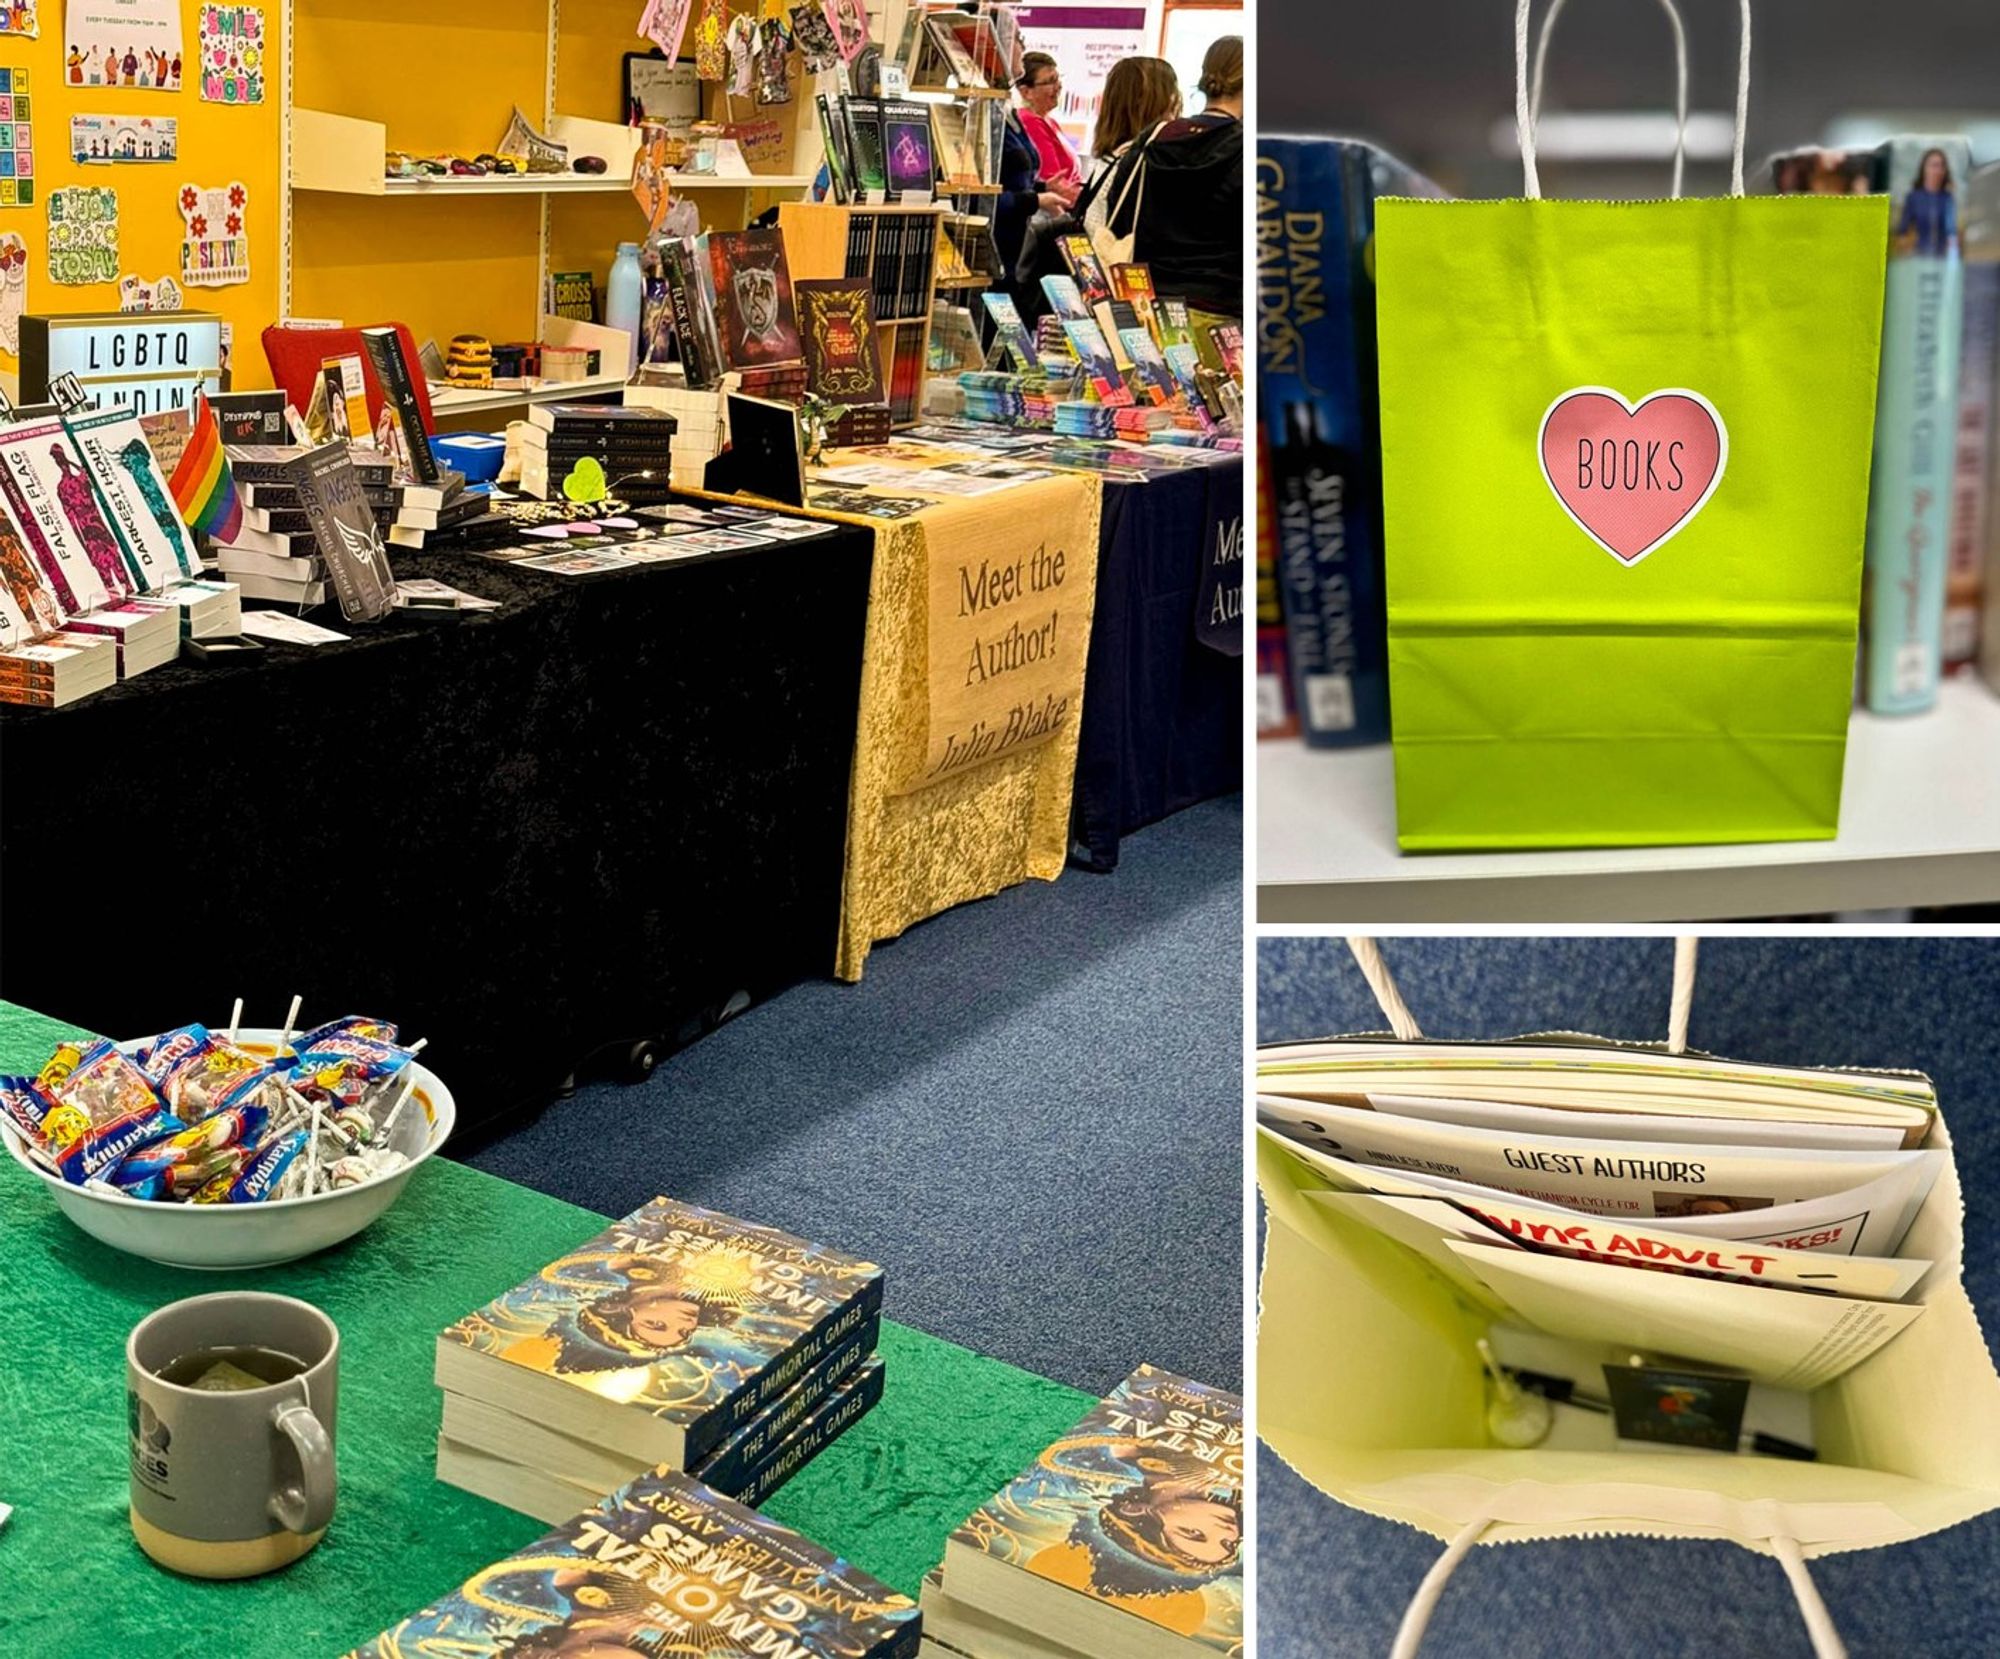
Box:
[1258,136,1391,747]
[1862,137,1970,714]
[360,328,442,485]
[1255,427,1298,736]
[683,1274,886,1467]
[729,1358,885,1510]
[661,243,707,389]
[691,1315,879,1497]
[845,211,872,281]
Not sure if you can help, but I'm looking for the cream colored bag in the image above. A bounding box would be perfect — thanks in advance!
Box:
[1259,939,2000,1659]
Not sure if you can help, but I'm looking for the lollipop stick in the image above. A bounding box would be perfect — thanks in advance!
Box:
[278,994,302,1058]
[227,997,243,1044]
[306,1100,323,1195]
[380,1072,420,1149]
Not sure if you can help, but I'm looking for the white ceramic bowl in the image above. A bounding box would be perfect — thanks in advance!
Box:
[0,1028,455,1270]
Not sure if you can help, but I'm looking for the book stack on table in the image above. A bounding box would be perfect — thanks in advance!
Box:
[923,1366,1245,1659]
[219,445,476,598]
[434,1196,886,1524]
[517,403,677,506]
[341,1464,920,1658]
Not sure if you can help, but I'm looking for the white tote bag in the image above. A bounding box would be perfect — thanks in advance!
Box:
[1258,939,2000,1658]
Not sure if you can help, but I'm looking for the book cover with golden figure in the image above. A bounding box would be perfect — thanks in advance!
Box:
[437,1198,885,1468]
[944,1365,1244,1656]
[797,279,885,406]
[341,1466,920,1659]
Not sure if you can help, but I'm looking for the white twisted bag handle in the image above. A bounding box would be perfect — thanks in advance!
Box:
[1530,0,1691,198]
[1344,934,1849,1659]
[1515,0,1752,199]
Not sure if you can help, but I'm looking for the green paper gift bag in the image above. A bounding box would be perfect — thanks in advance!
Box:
[1375,0,1888,850]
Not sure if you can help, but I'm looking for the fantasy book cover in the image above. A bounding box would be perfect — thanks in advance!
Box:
[0,419,130,614]
[282,442,397,623]
[0,502,67,642]
[882,101,935,198]
[1060,318,1133,408]
[706,229,804,371]
[949,1365,1243,1655]
[64,405,200,589]
[340,1466,920,1659]
[797,280,886,404]
[439,1198,885,1459]
[1058,236,1112,307]
[980,293,1039,370]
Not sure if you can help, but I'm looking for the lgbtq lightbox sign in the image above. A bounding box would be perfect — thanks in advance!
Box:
[17,310,224,415]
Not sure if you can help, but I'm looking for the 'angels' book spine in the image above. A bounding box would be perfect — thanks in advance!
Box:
[282,442,398,622]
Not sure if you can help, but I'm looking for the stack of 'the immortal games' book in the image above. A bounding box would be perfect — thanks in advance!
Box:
[922,1366,1245,1659]
[434,1196,886,1523]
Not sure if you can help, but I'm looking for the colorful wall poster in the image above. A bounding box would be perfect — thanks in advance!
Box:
[0,231,24,349]
[197,4,262,103]
[177,179,247,286]
[64,0,183,90]
[0,67,34,206]
[46,183,116,283]
[71,112,176,162]
[1,1,39,39]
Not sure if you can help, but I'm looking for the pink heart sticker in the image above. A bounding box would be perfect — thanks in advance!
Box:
[1538,387,1727,565]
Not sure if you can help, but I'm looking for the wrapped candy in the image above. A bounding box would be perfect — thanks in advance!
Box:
[194,1129,308,1204]
[292,1016,399,1052]
[108,1103,270,1192]
[45,1040,184,1186]
[290,1032,416,1115]
[0,1075,63,1144]
[152,1032,285,1124]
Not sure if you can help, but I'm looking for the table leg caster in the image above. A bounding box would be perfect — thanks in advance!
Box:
[622,1039,664,1083]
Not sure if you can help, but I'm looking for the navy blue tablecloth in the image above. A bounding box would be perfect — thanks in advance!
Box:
[1070,456,1244,871]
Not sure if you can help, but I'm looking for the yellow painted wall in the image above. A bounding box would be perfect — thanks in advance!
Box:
[292,0,821,356]
[0,0,284,390]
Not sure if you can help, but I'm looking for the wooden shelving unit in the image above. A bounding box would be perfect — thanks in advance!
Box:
[778,201,946,427]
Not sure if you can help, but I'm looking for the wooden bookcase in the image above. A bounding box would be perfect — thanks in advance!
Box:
[778,202,945,427]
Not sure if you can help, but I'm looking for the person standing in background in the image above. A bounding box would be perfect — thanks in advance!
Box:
[994,47,1080,313]
[1102,36,1244,360]
[1081,58,1183,243]
[1017,52,1083,197]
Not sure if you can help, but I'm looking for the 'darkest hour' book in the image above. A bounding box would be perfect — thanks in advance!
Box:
[436,1197,885,1471]
[943,1365,1244,1658]
[340,1466,921,1659]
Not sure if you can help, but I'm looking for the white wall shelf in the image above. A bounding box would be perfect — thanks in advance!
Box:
[428,372,630,418]
[1258,677,2000,922]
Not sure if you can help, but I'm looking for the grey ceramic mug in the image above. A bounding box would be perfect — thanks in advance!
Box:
[126,1291,339,1578]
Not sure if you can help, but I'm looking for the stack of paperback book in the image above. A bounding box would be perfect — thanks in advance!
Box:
[226,445,482,572]
[341,1465,921,1658]
[434,1196,886,1523]
[516,404,677,506]
[923,1366,1244,1659]
[0,403,227,702]
[1258,1036,1947,1442]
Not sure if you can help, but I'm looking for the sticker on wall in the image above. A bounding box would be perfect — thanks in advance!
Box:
[0,67,34,206]
[0,232,24,351]
[789,4,838,71]
[2,1,39,39]
[71,113,177,163]
[64,0,183,89]
[118,270,182,311]
[725,13,756,96]
[1538,386,1728,566]
[821,0,867,63]
[756,17,792,104]
[197,5,263,103]
[46,184,117,283]
[176,180,248,287]
[637,0,692,62]
[694,0,726,81]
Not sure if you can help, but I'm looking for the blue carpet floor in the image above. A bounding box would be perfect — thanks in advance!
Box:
[469,795,1245,1400]
[1257,937,2000,1658]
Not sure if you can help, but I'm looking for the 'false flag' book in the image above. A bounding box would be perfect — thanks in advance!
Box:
[942,1364,1244,1659]
[436,1197,885,1471]
[339,1466,921,1659]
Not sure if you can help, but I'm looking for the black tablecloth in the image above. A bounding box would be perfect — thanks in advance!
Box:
[1070,456,1245,871]
[0,521,874,1135]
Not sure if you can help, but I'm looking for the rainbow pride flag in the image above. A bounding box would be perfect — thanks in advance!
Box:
[168,393,243,544]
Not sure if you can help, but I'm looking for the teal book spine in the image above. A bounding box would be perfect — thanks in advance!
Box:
[1862,136,1971,714]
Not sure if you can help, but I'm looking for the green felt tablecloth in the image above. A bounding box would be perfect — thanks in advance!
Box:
[0,1002,1094,1656]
